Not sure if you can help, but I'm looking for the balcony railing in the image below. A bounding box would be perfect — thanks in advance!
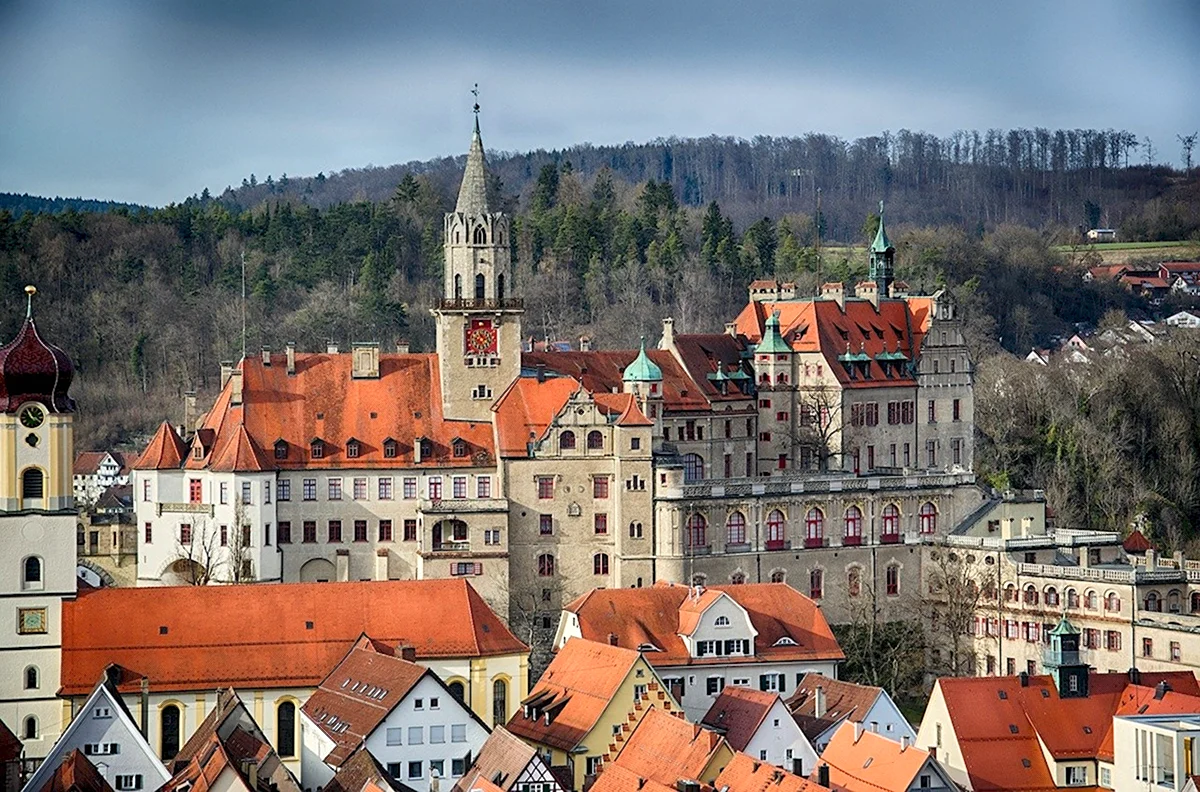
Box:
[437,297,524,311]
[880,532,902,545]
[432,539,471,552]
[158,502,214,516]
[420,498,509,514]
[842,535,863,547]
[804,536,827,549]
[765,539,791,551]
[725,542,752,553]
[667,470,976,500]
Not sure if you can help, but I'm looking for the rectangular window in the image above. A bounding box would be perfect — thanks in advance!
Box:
[354,520,368,542]
[302,478,316,501]
[189,479,203,504]
[903,443,911,467]
[746,452,753,476]
[1143,637,1154,657]
[723,453,733,478]
[430,760,444,779]
[142,480,151,502]
[353,478,367,500]
[180,524,192,544]
[386,728,402,746]
[378,477,393,500]
[1172,641,1181,661]
[927,400,936,423]
[303,521,316,543]
[378,520,393,542]
[327,520,342,543]
[539,514,553,535]
[408,762,422,780]
[144,523,152,544]
[277,479,291,501]
[865,402,879,426]
[452,758,466,777]
[115,775,143,791]
[952,438,963,466]
[403,477,417,499]
[901,401,914,424]
[887,401,899,425]
[263,523,271,546]
[631,436,641,450]
[485,529,500,545]
[866,445,875,470]
[328,478,342,500]
[952,398,961,421]
[403,519,417,541]
[451,562,483,576]
[453,476,467,499]
[594,513,608,534]
[889,444,897,467]
[430,725,445,744]
[278,522,292,544]
[593,477,609,499]
[408,727,423,745]
[241,481,252,505]
[926,440,937,467]
[706,677,725,695]
[850,403,864,427]
[428,477,442,500]
[219,482,228,504]
[537,476,555,499]
[477,476,491,499]
[775,411,788,422]
[451,724,467,743]
[264,480,271,504]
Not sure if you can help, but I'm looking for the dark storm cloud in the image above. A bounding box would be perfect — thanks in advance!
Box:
[1,0,1196,205]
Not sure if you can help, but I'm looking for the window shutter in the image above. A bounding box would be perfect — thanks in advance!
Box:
[475,562,483,575]
[759,675,769,691]
[450,563,456,575]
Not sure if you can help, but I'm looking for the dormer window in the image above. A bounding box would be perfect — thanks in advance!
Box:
[383,438,398,459]
[274,440,288,460]
[420,438,433,461]
[773,636,798,646]
[311,439,325,459]
[346,438,361,459]
[451,438,467,458]
[636,643,662,652]
[192,444,204,460]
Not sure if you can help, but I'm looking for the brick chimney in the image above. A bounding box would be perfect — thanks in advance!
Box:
[285,342,296,376]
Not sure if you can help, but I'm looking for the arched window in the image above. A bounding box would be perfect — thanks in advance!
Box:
[726,512,746,546]
[1024,585,1038,605]
[844,506,863,544]
[22,556,42,590]
[276,701,296,758]
[682,454,704,483]
[1004,583,1018,603]
[885,565,900,596]
[805,508,824,547]
[22,468,44,503]
[1168,589,1181,613]
[1107,592,1122,613]
[497,274,506,301]
[475,273,486,299]
[24,666,38,690]
[593,553,609,575]
[809,569,823,599]
[686,514,707,549]
[23,716,37,741]
[770,569,786,584]
[454,274,462,300]
[766,509,786,549]
[161,705,181,759]
[730,571,746,585]
[587,430,603,450]
[714,616,730,626]
[1045,586,1059,607]
[691,574,707,586]
[492,679,508,726]
[1145,591,1160,612]
[1067,588,1079,609]
[537,554,555,577]
[448,681,465,702]
[559,431,576,451]
[1191,592,1200,614]
[1085,590,1098,610]
[881,504,900,540]
[848,567,862,598]
[473,225,487,245]
[918,502,937,534]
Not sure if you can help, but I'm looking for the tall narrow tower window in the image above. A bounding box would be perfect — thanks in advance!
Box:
[498,274,505,301]
[454,275,462,300]
[475,274,485,300]
[22,468,44,501]
[473,225,487,244]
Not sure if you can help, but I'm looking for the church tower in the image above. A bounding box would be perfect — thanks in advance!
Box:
[0,286,79,758]
[433,114,523,422]
[868,200,895,297]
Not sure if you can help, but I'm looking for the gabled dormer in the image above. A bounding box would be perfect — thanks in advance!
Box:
[310,437,326,460]
[676,589,758,659]
[273,439,289,461]
[382,437,399,459]
[345,437,362,459]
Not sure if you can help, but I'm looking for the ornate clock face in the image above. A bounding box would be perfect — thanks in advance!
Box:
[20,406,44,428]
[465,320,498,356]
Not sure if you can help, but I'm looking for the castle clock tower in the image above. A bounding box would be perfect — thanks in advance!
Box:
[433,114,523,422]
[0,286,78,759]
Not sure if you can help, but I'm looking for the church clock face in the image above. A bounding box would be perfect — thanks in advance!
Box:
[20,405,44,428]
[465,319,498,356]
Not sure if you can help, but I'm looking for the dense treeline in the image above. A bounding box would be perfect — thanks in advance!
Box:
[0,192,149,218]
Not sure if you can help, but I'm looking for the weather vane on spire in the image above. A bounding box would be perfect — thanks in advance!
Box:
[472,83,480,116]
[24,285,36,319]
[879,199,885,215]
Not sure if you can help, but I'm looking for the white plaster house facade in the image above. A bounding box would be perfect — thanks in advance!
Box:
[788,673,915,753]
[699,687,817,777]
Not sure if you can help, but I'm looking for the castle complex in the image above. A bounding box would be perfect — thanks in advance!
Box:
[129,118,985,639]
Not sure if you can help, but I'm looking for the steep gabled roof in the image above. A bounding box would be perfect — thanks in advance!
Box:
[712,751,828,792]
[505,638,643,752]
[699,687,781,752]
[786,674,883,742]
[492,375,580,458]
[816,722,934,792]
[61,580,527,696]
[523,350,709,413]
[668,333,754,403]
[36,750,114,792]
[563,584,843,668]
[133,422,187,470]
[450,727,542,792]
[593,708,728,792]
[208,424,272,472]
[323,747,414,792]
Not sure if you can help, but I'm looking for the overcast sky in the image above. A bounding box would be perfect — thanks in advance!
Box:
[1,0,1197,206]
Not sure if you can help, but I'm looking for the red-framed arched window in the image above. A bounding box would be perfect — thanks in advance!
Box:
[844,506,863,546]
[686,514,708,549]
[766,509,786,550]
[919,502,937,534]
[881,504,900,543]
[805,508,825,548]
[726,512,746,546]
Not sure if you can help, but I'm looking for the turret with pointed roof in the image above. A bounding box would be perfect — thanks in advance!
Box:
[868,200,895,296]
[455,116,490,216]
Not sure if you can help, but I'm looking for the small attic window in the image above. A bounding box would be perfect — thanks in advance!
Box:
[311,439,325,459]
[452,439,468,458]
[636,643,661,653]
[192,444,203,460]
[1008,724,1018,734]
[274,440,288,460]
[1040,689,1049,698]
[419,438,433,460]
[998,690,1008,700]
[346,439,361,458]
[774,636,798,646]
[383,438,398,459]
[1021,759,1031,768]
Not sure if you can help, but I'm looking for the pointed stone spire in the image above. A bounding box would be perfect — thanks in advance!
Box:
[870,200,892,254]
[455,119,490,215]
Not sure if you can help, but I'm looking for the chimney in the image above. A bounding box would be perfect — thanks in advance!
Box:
[220,361,234,389]
[814,685,826,718]
[326,341,339,355]
[1146,549,1157,571]
[399,644,417,662]
[819,282,845,309]
[676,781,700,792]
[536,364,546,383]
[230,368,243,406]
[816,765,830,788]
[1129,667,1142,685]
[661,317,675,349]
[1155,681,1171,700]
[608,632,618,646]
[285,342,296,375]
[396,340,410,354]
[1019,671,1029,687]
[853,721,863,742]
[351,342,380,379]
[140,678,150,738]
[900,735,910,751]
[854,280,879,307]
[335,548,349,582]
[579,336,592,352]
[724,322,737,337]
[261,347,271,366]
[375,548,389,581]
[928,747,937,760]
[183,391,198,437]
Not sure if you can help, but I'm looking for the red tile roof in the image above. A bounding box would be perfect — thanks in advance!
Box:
[713,751,828,792]
[302,636,429,766]
[492,375,580,457]
[36,750,113,792]
[0,717,21,763]
[564,583,843,668]
[668,334,755,404]
[1161,261,1200,273]
[699,687,781,752]
[450,727,543,792]
[209,424,273,472]
[1122,528,1153,554]
[523,350,710,413]
[935,671,1200,791]
[786,674,883,742]
[73,451,129,476]
[732,298,932,389]
[595,708,727,791]
[132,422,188,470]
[323,747,410,792]
[506,637,643,752]
[61,580,527,695]
[1098,683,1200,761]
[815,722,931,792]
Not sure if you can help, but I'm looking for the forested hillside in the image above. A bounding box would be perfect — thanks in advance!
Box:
[0,192,149,218]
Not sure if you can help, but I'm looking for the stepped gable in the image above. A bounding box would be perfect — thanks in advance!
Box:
[592,708,725,792]
[699,687,780,752]
[35,749,114,792]
[61,580,526,696]
[163,353,493,471]
[505,637,642,751]
[733,297,934,388]
[302,636,429,766]
[132,422,188,470]
[0,303,75,413]
[523,350,709,412]
[563,583,843,667]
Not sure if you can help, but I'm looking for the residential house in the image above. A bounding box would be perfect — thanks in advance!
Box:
[300,635,490,792]
[1160,262,1200,295]
[59,580,527,779]
[711,752,827,792]
[505,638,681,790]
[450,727,566,792]
[813,721,954,792]
[28,750,113,792]
[1166,310,1200,328]
[787,675,914,753]
[160,689,301,792]
[21,673,169,792]
[555,583,843,719]
[320,748,411,792]
[73,454,130,508]
[699,688,816,776]
[1112,712,1200,791]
